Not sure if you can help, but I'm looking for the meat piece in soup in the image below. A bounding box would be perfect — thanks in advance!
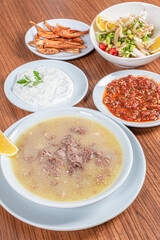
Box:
[10,117,123,202]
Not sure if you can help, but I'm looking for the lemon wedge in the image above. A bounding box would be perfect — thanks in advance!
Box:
[96,16,107,31]
[0,130,18,156]
[150,36,160,54]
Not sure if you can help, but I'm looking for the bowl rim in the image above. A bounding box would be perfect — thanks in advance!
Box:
[0,107,133,208]
[90,1,160,61]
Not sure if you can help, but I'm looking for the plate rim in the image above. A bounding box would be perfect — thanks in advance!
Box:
[0,107,146,231]
[4,60,89,112]
[25,18,94,60]
[93,69,160,128]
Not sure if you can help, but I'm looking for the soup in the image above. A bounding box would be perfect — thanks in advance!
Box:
[11,117,123,202]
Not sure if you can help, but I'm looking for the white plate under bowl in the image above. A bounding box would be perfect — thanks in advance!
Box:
[1,107,133,208]
[4,60,88,112]
[93,70,160,128]
[25,19,94,60]
[0,113,146,230]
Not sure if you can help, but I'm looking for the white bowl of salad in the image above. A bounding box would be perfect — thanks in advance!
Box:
[90,2,160,68]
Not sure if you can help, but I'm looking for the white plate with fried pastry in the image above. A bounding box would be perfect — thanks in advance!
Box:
[25,19,94,60]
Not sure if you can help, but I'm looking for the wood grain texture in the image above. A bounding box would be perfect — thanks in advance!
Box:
[0,0,160,239]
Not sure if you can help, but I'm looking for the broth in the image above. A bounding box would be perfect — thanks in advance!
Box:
[11,117,123,202]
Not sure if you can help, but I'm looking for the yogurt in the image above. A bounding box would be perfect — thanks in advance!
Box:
[13,67,74,106]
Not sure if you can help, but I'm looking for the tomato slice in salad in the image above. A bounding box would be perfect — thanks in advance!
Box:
[99,44,119,56]
[99,43,107,51]
[108,48,118,56]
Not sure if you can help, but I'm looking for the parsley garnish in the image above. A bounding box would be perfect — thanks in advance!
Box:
[17,71,43,87]
[138,20,143,27]
[17,75,32,87]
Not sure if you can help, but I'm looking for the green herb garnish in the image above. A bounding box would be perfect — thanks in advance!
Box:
[17,75,32,86]
[142,35,150,42]
[32,71,43,86]
[138,20,143,27]
[17,71,43,87]
[124,47,130,53]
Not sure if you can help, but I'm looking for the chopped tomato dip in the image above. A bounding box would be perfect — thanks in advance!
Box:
[103,75,160,122]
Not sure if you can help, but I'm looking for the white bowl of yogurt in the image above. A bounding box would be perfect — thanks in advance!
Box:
[4,60,88,112]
